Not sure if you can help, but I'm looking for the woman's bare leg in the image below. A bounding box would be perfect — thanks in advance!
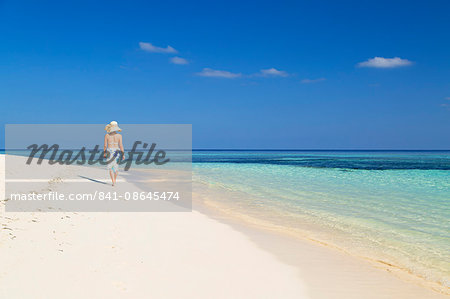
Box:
[114,171,118,185]
[109,170,115,186]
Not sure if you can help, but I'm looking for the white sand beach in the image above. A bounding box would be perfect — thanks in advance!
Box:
[0,154,447,299]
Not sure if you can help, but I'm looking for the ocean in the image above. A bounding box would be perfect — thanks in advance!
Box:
[192,151,450,289]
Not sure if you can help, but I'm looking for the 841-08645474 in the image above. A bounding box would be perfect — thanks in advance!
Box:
[97,191,180,201]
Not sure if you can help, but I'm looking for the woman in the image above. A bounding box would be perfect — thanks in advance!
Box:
[104,121,125,186]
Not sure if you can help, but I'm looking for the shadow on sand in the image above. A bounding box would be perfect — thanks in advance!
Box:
[78,175,108,185]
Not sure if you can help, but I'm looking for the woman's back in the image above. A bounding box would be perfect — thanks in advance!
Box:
[106,133,121,149]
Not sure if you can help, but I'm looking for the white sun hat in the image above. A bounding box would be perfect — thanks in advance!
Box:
[105,121,122,133]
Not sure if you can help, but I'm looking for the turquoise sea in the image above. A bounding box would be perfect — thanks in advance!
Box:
[192,151,450,290]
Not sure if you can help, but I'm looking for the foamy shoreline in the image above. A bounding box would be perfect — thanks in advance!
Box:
[0,154,447,298]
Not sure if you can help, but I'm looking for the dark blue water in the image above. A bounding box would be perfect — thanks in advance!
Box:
[192,151,450,170]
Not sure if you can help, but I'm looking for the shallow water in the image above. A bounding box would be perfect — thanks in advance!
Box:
[192,151,450,289]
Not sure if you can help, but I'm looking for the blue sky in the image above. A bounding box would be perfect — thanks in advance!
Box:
[0,0,449,149]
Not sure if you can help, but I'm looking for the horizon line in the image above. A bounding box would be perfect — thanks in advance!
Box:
[1,148,450,152]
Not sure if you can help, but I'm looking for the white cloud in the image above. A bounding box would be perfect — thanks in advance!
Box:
[301,78,326,84]
[357,57,412,68]
[170,57,189,65]
[139,42,177,54]
[196,68,241,78]
[259,68,288,77]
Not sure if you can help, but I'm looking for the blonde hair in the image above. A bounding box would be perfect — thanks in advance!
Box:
[105,123,113,133]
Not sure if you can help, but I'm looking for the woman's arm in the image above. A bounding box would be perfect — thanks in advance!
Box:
[103,134,108,157]
[119,135,125,160]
